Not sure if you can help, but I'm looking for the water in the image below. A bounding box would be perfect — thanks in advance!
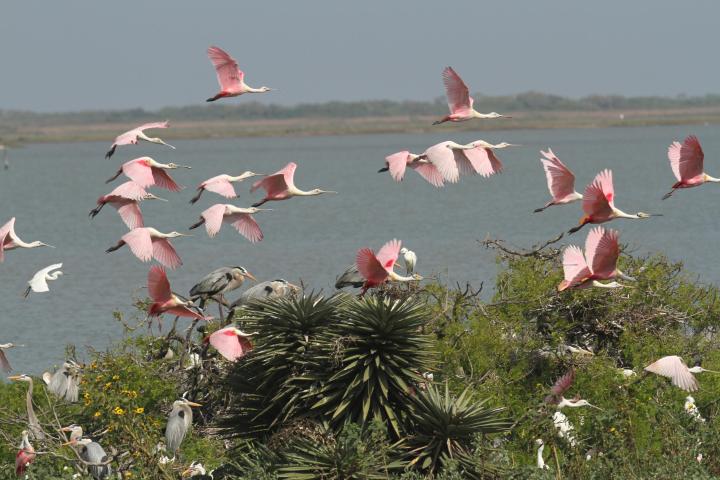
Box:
[1,125,718,373]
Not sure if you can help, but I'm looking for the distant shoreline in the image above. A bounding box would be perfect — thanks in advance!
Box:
[2,107,720,146]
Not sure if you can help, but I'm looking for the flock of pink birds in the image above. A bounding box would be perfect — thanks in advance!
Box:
[4,44,720,475]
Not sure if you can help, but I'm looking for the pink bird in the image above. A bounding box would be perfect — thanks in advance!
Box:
[433,67,508,125]
[106,156,191,192]
[663,135,720,200]
[189,171,262,204]
[205,326,254,361]
[15,430,35,477]
[534,149,583,212]
[205,46,273,102]
[105,227,190,269]
[250,162,336,207]
[89,181,166,229]
[356,239,422,294]
[105,121,174,159]
[147,266,207,323]
[378,151,444,187]
[0,217,53,263]
[558,226,634,291]
[421,140,511,183]
[568,169,657,234]
[189,204,269,243]
[644,355,699,392]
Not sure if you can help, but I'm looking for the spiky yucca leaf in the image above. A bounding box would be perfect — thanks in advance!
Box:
[217,294,342,439]
[406,384,512,474]
[312,296,436,437]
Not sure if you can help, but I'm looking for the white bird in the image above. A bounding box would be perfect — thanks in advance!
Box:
[552,411,577,446]
[24,263,63,298]
[535,439,548,469]
[400,247,417,274]
[684,395,705,423]
[644,355,699,392]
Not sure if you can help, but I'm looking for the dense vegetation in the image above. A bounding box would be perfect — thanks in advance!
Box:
[1,237,720,479]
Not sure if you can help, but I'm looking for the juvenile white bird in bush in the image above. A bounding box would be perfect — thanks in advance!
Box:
[535,439,548,469]
[684,395,705,422]
[552,411,577,446]
[400,247,417,274]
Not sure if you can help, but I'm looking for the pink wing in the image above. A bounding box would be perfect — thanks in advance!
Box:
[584,227,619,279]
[424,142,460,183]
[166,305,206,320]
[385,151,410,182]
[582,169,614,217]
[151,168,182,192]
[463,147,503,177]
[147,265,172,302]
[203,178,237,198]
[550,368,575,396]
[227,213,263,243]
[137,121,169,132]
[675,135,704,182]
[540,149,576,200]
[152,238,182,269]
[453,149,477,176]
[251,173,287,197]
[113,130,140,146]
[375,239,402,273]
[667,141,682,182]
[644,356,698,392]
[201,204,228,237]
[0,218,13,263]
[0,349,11,373]
[122,228,153,262]
[356,248,389,284]
[442,67,472,114]
[410,162,444,187]
[122,160,155,188]
[115,202,145,229]
[209,328,252,361]
[110,181,148,201]
[560,245,591,288]
[207,46,244,91]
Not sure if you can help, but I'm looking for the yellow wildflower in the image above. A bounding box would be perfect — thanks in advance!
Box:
[134,407,144,414]
[94,411,102,418]
[104,382,112,390]
[113,407,126,416]
[112,375,120,380]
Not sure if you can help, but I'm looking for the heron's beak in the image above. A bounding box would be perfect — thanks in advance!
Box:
[187,401,202,407]
[7,375,21,381]
[244,271,257,281]
[378,166,389,173]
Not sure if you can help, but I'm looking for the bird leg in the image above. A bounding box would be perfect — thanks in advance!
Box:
[89,203,105,218]
[105,240,125,253]
[184,319,200,345]
[188,219,204,230]
[661,189,676,200]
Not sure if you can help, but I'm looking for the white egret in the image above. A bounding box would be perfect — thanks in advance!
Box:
[24,263,63,298]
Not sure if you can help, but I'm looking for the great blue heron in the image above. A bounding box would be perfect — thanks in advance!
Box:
[8,375,45,440]
[334,265,365,289]
[15,430,35,476]
[400,247,417,274]
[43,361,82,402]
[165,399,202,456]
[189,266,256,316]
[0,342,19,373]
[63,426,112,480]
[24,263,64,298]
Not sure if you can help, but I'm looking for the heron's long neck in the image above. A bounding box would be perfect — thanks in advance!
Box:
[25,380,41,436]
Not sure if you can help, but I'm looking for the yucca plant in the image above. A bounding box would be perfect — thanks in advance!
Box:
[217,294,342,439]
[405,384,513,476]
[312,296,436,437]
[278,422,407,480]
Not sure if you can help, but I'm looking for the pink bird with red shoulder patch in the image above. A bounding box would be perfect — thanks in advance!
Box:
[534,148,583,212]
[106,157,191,192]
[355,239,422,295]
[205,326,254,361]
[662,135,720,199]
[89,181,166,229]
[433,67,509,124]
[251,162,336,207]
[147,266,208,323]
[206,46,274,102]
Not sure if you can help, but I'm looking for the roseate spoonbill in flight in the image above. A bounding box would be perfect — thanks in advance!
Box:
[15,430,35,477]
[458,140,519,177]
[335,265,365,289]
[189,204,269,243]
[43,361,82,402]
[433,67,508,124]
[558,227,634,291]
[400,247,417,274]
[0,217,53,262]
[356,239,423,294]
[206,46,274,102]
[189,266,256,309]
[106,157,191,192]
[105,227,189,269]
[105,121,174,159]
[189,171,262,204]
[147,266,207,324]
[89,181,166,229]
[534,148,583,212]
[544,368,601,410]
[0,343,18,373]
[378,151,444,188]
[166,398,202,456]
[250,162,336,207]
[568,169,658,234]
[205,326,254,362]
[24,263,63,298]
[644,355,700,392]
[8,375,45,440]
[662,135,720,199]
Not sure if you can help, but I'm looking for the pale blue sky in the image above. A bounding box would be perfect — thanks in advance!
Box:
[1,0,718,112]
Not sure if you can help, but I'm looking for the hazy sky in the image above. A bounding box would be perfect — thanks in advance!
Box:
[1,1,718,112]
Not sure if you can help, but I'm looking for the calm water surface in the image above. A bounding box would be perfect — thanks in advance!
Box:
[1,125,718,373]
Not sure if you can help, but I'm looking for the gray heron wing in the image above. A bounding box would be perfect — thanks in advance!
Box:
[165,409,188,452]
